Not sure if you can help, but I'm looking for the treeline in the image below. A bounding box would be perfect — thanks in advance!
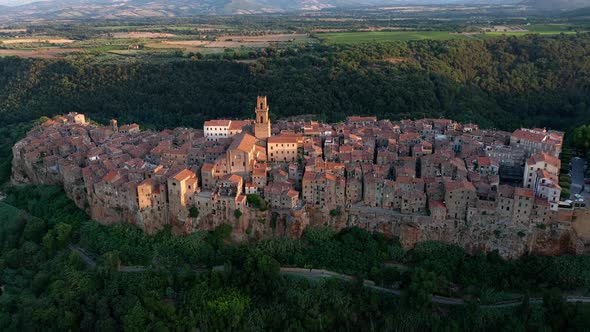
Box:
[2,185,590,330]
[0,33,589,131]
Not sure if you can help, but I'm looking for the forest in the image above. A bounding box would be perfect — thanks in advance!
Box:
[2,185,590,331]
[2,31,590,331]
[0,33,589,132]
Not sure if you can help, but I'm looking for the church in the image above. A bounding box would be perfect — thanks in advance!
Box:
[203,96,271,141]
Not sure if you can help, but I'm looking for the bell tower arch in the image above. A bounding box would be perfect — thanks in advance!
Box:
[254,96,271,139]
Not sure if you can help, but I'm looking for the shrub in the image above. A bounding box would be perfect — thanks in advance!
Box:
[189,206,199,218]
[247,194,267,211]
[329,207,342,217]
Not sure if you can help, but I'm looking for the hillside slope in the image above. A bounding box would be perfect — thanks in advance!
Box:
[522,0,590,11]
[0,0,530,20]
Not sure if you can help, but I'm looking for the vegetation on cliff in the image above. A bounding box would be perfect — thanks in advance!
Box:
[2,185,590,330]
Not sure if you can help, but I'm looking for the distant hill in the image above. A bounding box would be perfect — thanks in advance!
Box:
[0,0,435,20]
[0,0,573,20]
[561,5,590,17]
[522,0,590,11]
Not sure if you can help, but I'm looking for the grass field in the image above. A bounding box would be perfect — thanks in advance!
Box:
[318,24,585,44]
[318,31,469,44]
[484,24,580,37]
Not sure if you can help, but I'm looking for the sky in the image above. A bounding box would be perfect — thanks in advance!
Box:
[0,0,463,5]
[0,0,516,7]
[0,0,41,5]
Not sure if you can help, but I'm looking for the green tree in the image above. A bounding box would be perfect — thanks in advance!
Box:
[206,290,250,330]
[405,267,437,310]
[123,302,148,332]
[189,206,199,218]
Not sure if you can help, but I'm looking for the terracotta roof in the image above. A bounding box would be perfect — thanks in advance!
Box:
[444,180,476,192]
[225,174,243,184]
[201,163,214,172]
[103,170,121,183]
[399,133,421,142]
[204,120,231,127]
[252,168,266,177]
[536,169,558,182]
[268,135,300,144]
[229,133,257,153]
[347,116,377,122]
[173,169,195,182]
[514,187,534,198]
[527,152,561,168]
[512,129,548,144]
[478,156,492,166]
[229,120,251,131]
[429,200,446,209]
[534,198,550,206]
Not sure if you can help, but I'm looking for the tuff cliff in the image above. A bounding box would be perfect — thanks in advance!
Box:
[10,114,590,259]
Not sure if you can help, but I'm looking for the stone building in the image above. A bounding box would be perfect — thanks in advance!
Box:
[523,152,561,189]
[267,135,300,163]
[444,180,477,220]
[513,187,534,223]
[510,128,564,158]
[226,133,259,176]
[254,96,271,139]
[167,168,198,216]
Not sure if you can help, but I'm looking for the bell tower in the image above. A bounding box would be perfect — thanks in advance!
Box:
[254,96,271,139]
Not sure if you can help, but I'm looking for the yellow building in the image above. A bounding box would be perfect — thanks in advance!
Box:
[167,169,198,216]
[267,135,301,163]
[226,133,258,176]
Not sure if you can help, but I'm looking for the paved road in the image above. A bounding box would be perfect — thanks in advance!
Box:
[68,244,97,269]
[570,157,588,200]
[68,245,590,307]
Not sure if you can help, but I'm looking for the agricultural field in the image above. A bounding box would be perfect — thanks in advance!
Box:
[483,24,582,37]
[0,29,315,59]
[317,24,586,44]
[0,48,81,58]
[0,38,74,44]
[317,31,470,44]
[0,19,585,59]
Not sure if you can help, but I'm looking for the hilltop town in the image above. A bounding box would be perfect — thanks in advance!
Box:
[11,97,590,258]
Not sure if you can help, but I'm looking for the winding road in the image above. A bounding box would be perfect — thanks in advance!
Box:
[68,244,590,308]
[571,157,588,200]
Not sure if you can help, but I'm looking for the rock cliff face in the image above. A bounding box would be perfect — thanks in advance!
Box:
[12,138,585,259]
[342,206,584,259]
[12,141,585,258]
[11,119,590,259]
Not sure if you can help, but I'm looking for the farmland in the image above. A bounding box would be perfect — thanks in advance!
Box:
[0,18,586,60]
[317,24,586,44]
[317,31,470,44]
